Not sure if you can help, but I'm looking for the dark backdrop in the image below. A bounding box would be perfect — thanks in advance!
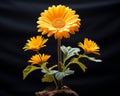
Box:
[0,0,120,96]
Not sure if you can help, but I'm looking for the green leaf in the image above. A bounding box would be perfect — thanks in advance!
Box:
[55,72,65,81]
[61,45,80,63]
[42,74,54,82]
[23,65,40,80]
[55,68,74,81]
[41,69,58,74]
[70,58,87,72]
[77,62,87,72]
[41,69,57,82]
[87,57,102,62]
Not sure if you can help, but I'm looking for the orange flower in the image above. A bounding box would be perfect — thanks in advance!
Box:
[28,54,51,65]
[78,38,100,55]
[37,5,80,39]
[23,36,48,51]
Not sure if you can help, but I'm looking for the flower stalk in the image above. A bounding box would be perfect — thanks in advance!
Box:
[57,39,62,89]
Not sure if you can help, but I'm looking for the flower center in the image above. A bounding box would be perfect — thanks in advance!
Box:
[52,18,65,28]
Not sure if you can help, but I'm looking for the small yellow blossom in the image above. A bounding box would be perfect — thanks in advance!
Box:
[78,38,100,55]
[37,5,81,39]
[23,36,48,51]
[28,54,51,65]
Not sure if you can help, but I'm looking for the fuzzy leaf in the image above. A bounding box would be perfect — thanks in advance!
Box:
[41,69,57,82]
[55,72,65,81]
[23,65,40,80]
[87,57,102,62]
[55,68,74,81]
[61,45,80,63]
[49,70,58,75]
[70,58,87,72]
[41,69,58,74]
[42,75,54,82]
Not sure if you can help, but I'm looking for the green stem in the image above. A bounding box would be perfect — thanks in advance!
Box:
[57,39,62,89]
[49,65,58,70]
[36,50,58,89]
[52,75,58,89]
[65,62,72,69]
[65,53,87,69]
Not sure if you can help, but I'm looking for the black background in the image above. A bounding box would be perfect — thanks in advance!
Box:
[0,0,120,96]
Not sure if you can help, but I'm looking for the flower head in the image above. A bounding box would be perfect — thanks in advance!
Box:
[23,36,48,51]
[37,5,80,39]
[28,54,51,65]
[78,38,100,55]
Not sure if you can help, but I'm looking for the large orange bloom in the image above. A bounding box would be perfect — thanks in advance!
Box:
[23,36,48,51]
[37,5,81,39]
[28,54,51,65]
[78,38,100,55]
